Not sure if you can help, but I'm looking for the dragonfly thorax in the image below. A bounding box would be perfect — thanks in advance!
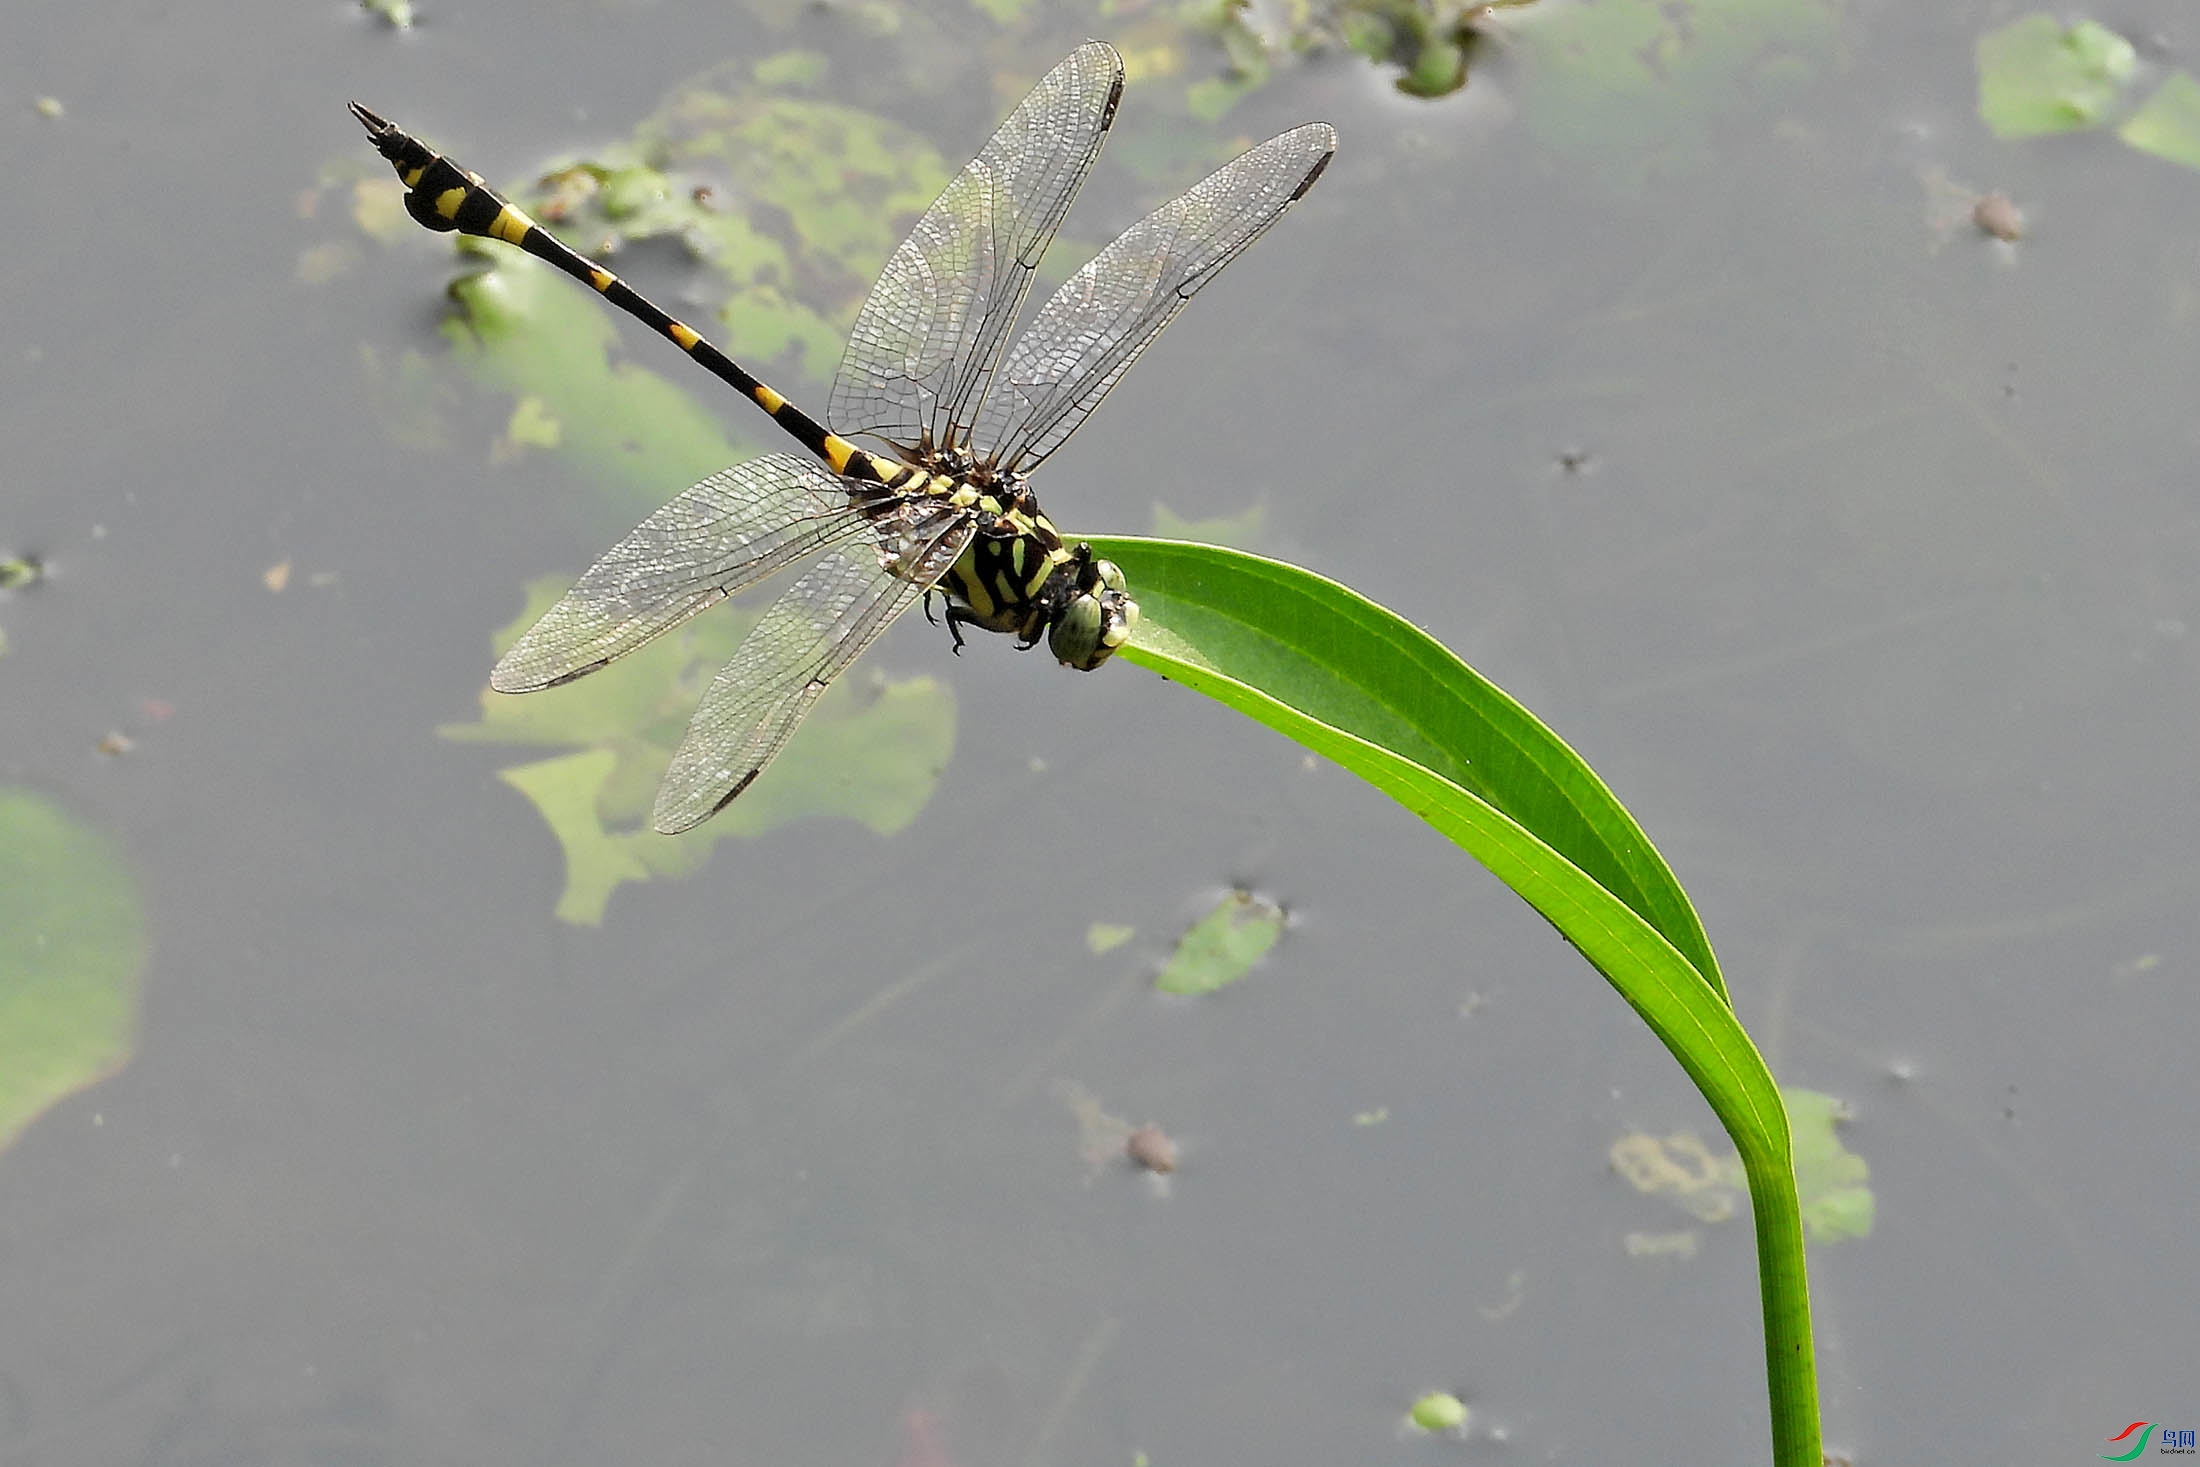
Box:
[932,494,1137,672]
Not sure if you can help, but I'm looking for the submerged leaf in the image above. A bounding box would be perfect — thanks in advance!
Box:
[1977,15,2137,138]
[444,258,747,522]
[2118,70,2200,169]
[1785,1088,1874,1241]
[1611,1129,1747,1223]
[0,789,144,1152]
[1155,889,1285,994]
[443,580,956,922]
[1086,921,1136,955]
[499,750,660,925]
[1610,1089,1871,1242]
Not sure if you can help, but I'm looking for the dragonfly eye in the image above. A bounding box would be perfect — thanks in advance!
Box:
[1048,557,1138,670]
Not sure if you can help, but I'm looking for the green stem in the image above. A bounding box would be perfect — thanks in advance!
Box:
[1735,1103,1822,1465]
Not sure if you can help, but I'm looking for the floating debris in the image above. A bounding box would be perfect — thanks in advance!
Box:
[1973,191,2025,241]
[1085,921,1135,955]
[1155,888,1286,995]
[1407,1390,1469,1435]
[1125,1124,1178,1174]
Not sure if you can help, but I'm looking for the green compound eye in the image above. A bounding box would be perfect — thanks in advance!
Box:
[1047,558,1137,670]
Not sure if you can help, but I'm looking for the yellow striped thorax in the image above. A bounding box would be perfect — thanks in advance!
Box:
[911,461,1136,670]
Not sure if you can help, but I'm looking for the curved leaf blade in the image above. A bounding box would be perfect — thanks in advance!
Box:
[1090,536,1723,1004]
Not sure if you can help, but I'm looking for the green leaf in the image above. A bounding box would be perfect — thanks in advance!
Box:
[1085,921,1136,955]
[498,750,662,925]
[1086,543,1826,1451]
[1155,889,1285,995]
[441,580,956,922]
[1610,1089,1872,1244]
[444,257,748,521]
[752,50,829,90]
[500,394,562,454]
[1407,1391,1470,1434]
[2118,70,2200,169]
[1785,1089,1874,1241]
[1977,15,2137,139]
[0,789,144,1152]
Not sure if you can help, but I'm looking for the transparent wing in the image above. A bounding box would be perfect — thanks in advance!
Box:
[649,508,976,833]
[490,453,873,692]
[975,123,1336,475]
[827,41,1124,455]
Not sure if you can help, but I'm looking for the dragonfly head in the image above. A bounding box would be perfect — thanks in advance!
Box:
[1048,549,1138,671]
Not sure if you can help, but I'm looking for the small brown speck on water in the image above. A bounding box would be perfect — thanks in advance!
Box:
[1973,192,2024,242]
[1126,1125,1178,1174]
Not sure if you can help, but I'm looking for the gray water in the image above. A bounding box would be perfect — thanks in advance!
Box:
[2,2,2195,1463]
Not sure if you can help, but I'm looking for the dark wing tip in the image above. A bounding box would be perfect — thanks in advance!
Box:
[652,768,759,835]
[1293,128,1339,198]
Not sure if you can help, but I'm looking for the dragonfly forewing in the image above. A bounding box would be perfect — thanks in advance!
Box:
[977,123,1337,474]
[650,511,976,833]
[490,453,876,692]
[828,40,1123,455]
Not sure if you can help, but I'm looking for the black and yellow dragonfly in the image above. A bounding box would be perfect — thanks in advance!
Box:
[355,42,1334,832]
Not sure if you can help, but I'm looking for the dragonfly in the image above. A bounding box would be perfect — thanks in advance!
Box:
[354,42,1334,833]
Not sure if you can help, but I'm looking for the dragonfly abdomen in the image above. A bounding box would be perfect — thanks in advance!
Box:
[347,102,890,487]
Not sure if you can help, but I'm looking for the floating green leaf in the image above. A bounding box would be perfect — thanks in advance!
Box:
[1086,921,1136,955]
[1333,0,1477,98]
[1407,1391,1469,1434]
[0,789,144,1153]
[444,257,748,521]
[2118,70,2200,169]
[751,50,829,90]
[1785,1089,1873,1242]
[1155,889,1285,995]
[1611,1090,1870,1243]
[499,394,562,456]
[1977,15,2137,138]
